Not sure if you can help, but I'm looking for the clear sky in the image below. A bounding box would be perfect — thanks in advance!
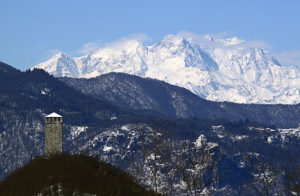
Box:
[1,0,300,70]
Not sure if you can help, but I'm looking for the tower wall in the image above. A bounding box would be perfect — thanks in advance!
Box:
[45,117,63,155]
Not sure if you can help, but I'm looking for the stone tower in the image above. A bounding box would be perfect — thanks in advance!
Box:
[45,112,63,156]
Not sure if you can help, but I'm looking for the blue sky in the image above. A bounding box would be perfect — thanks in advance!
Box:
[1,0,300,70]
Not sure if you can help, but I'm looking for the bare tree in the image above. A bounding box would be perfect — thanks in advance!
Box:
[245,155,283,196]
[172,137,220,196]
[130,122,222,196]
[284,166,300,195]
[130,122,171,196]
[282,152,300,195]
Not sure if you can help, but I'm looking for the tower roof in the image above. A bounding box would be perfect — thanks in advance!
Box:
[45,112,62,118]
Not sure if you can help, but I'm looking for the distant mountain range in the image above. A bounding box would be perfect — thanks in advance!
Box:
[33,34,300,104]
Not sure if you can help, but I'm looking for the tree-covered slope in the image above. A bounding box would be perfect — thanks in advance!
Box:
[0,154,155,196]
[60,72,300,128]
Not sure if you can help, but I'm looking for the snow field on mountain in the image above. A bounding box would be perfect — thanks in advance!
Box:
[33,34,300,104]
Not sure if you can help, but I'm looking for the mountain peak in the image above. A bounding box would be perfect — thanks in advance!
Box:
[34,52,79,77]
[32,34,300,104]
[53,52,71,59]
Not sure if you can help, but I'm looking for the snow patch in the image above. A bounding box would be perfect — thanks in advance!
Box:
[121,125,129,131]
[70,126,87,139]
[103,146,113,152]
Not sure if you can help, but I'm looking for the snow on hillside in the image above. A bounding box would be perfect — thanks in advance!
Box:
[33,34,300,104]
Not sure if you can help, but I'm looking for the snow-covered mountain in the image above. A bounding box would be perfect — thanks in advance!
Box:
[33,34,300,104]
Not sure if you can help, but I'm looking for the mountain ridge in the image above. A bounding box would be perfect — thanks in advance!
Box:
[60,72,300,128]
[33,34,300,104]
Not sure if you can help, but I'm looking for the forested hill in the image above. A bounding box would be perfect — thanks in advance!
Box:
[60,72,300,128]
[0,154,155,196]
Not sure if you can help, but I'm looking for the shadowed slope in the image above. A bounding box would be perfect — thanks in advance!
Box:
[60,72,300,128]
